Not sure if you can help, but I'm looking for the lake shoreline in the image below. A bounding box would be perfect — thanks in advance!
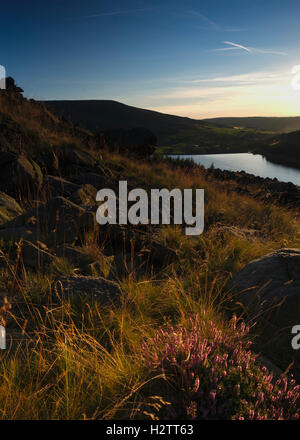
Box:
[203,166,300,210]
[163,154,300,210]
[159,145,300,174]
[166,152,300,187]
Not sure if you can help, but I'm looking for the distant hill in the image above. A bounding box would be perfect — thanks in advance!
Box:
[203,117,300,133]
[44,100,196,139]
[44,100,272,151]
[257,130,300,168]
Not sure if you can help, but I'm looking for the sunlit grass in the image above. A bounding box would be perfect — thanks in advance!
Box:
[0,150,299,418]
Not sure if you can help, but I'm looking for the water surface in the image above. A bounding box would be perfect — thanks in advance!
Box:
[171,153,300,187]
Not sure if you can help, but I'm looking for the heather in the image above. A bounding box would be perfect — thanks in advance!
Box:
[141,313,300,420]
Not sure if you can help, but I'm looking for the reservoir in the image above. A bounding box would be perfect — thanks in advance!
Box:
[170,153,300,187]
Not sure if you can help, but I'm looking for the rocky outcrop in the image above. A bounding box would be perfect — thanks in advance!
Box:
[72,172,108,189]
[53,275,121,304]
[205,166,300,209]
[37,146,96,176]
[54,145,96,174]
[0,196,96,246]
[230,248,300,379]
[0,152,43,197]
[0,77,24,97]
[21,240,54,269]
[45,175,80,199]
[0,226,37,243]
[32,196,96,246]
[45,176,97,207]
[0,192,23,226]
[69,184,97,207]
[231,248,300,326]
[56,244,95,270]
[213,224,265,240]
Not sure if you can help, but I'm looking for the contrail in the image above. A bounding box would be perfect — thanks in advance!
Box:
[87,9,149,18]
[188,10,241,31]
[211,41,287,56]
[223,41,253,52]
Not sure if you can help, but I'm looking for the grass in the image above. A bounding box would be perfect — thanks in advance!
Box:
[0,88,300,418]
[0,91,92,157]
[0,150,299,419]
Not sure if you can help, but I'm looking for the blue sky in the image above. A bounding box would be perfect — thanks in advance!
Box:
[1,0,300,117]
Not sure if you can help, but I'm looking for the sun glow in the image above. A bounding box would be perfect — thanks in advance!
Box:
[143,68,300,118]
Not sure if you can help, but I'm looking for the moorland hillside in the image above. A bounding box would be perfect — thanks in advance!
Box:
[0,79,299,419]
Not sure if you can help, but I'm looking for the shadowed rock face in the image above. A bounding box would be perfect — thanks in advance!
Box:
[0,77,24,97]
[72,172,109,189]
[56,244,95,269]
[230,248,300,379]
[0,192,23,226]
[0,196,96,246]
[231,248,300,327]
[45,175,80,199]
[0,152,43,197]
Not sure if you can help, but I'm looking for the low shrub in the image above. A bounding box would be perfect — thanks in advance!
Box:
[141,313,300,420]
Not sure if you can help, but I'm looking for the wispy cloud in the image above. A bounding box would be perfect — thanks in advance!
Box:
[187,11,241,32]
[185,71,286,86]
[119,68,298,119]
[154,71,290,100]
[212,40,287,56]
[144,72,297,118]
[87,9,149,18]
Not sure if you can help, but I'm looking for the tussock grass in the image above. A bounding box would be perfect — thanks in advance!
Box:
[0,150,300,419]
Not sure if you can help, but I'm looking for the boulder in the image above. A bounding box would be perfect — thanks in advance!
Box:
[7,196,97,246]
[0,192,23,226]
[38,146,96,175]
[45,176,97,207]
[56,244,95,270]
[53,275,121,304]
[56,146,96,172]
[96,223,177,268]
[34,196,96,245]
[0,226,36,243]
[37,149,60,174]
[231,248,300,327]
[0,152,43,197]
[73,172,108,189]
[45,175,80,199]
[87,256,115,278]
[214,225,265,240]
[111,252,150,278]
[21,240,54,269]
[230,248,300,379]
[147,240,178,267]
[69,184,97,207]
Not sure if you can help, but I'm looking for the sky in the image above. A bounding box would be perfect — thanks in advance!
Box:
[1,0,300,118]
